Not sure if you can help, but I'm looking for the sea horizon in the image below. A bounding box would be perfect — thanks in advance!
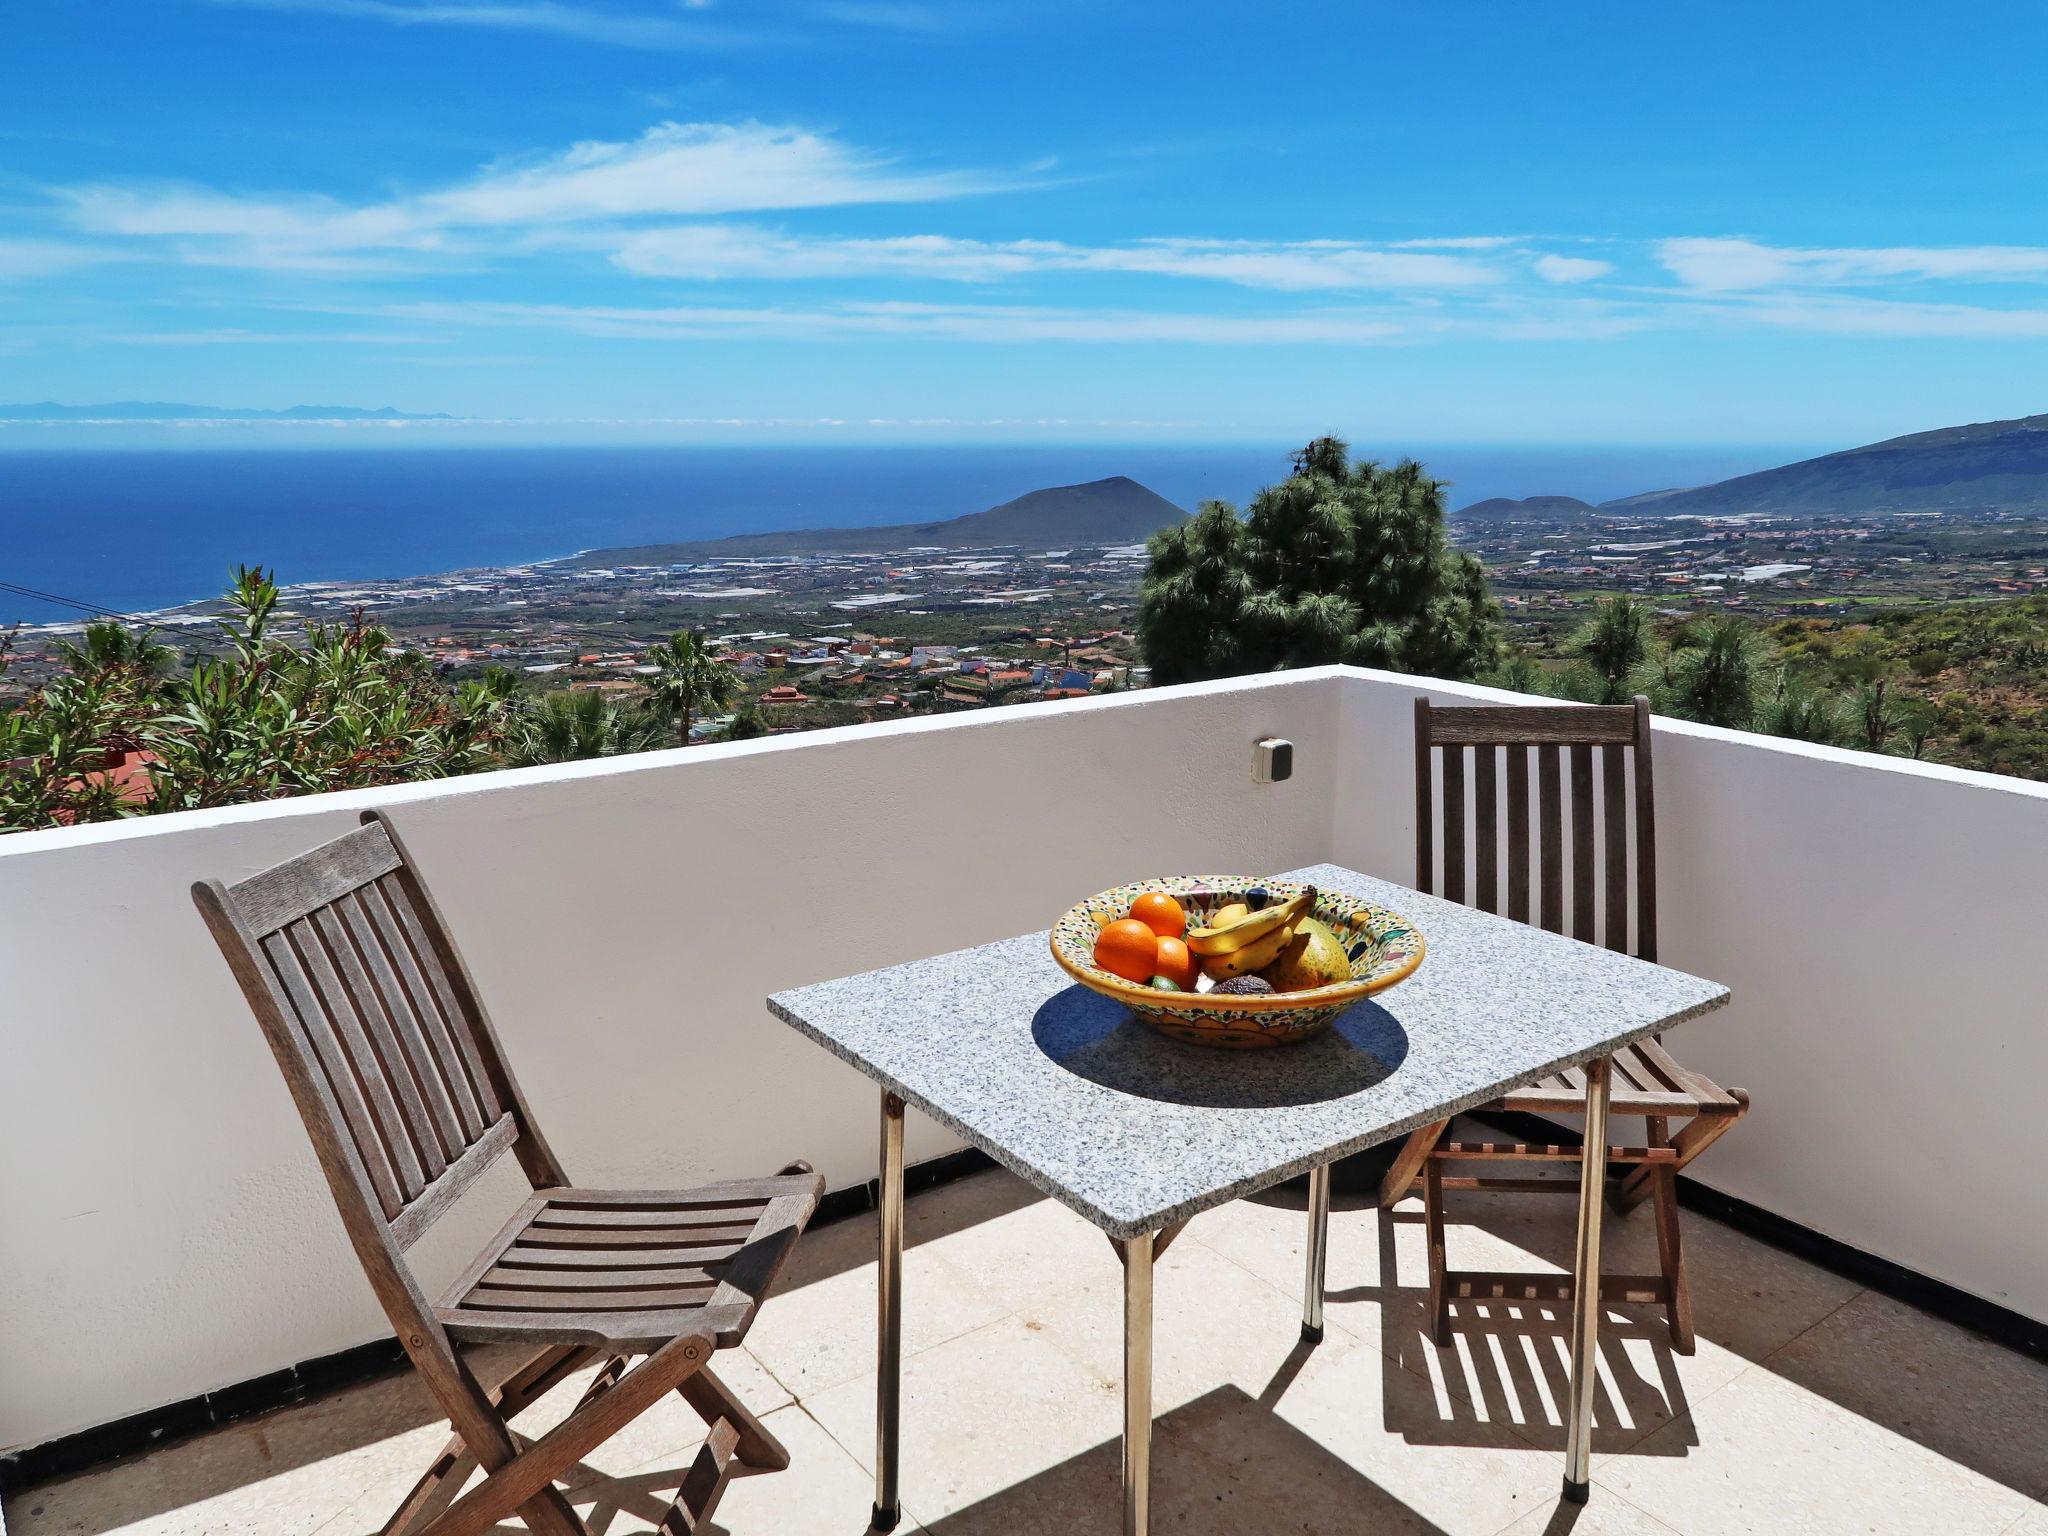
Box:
[0,441,1814,626]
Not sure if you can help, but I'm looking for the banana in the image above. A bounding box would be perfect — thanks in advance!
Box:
[1185,886,1316,956]
[1199,916,1300,979]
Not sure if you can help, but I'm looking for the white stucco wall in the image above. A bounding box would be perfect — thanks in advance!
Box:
[0,671,1343,1450]
[4,665,2044,1452]
[1332,669,2048,1334]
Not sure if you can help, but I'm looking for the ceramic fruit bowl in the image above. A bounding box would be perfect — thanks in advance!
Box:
[1049,876,1425,1049]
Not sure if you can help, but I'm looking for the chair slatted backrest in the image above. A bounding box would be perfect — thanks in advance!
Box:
[195,811,559,1255]
[1414,695,1658,961]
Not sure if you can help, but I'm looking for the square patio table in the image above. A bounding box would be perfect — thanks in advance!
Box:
[769,862,1729,1534]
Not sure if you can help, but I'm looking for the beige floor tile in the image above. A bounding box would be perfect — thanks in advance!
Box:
[1197,1140,1861,1462]
[561,1404,917,1535]
[744,1212,1011,1399]
[1493,1487,1687,1535]
[6,1370,454,1536]
[1020,1232,1353,1414]
[1270,1331,1557,1535]
[1451,1175,1864,1365]
[2001,1507,2048,1536]
[920,1182,1123,1317]
[1600,1366,2032,1536]
[925,1377,1484,1536]
[490,1349,795,1490]
[1200,1187,1753,1456]
[1763,1289,2048,1504]
[802,1314,1122,1524]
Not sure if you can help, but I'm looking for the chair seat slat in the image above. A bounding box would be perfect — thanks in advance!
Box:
[533,1199,769,1225]
[499,1241,747,1270]
[520,1223,762,1249]
[481,1264,724,1291]
[462,1284,722,1312]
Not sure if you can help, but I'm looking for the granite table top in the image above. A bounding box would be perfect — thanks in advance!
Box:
[768,863,1730,1239]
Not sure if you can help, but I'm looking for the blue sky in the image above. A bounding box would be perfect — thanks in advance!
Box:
[3,0,2046,446]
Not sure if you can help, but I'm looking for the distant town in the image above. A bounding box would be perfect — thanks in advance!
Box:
[8,498,2045,741]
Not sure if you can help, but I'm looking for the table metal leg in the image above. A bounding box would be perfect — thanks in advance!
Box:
[1563,1055,1612,1504]
[874,1091,905,1533]
[1121,1229,1154,1536]
[1302,1163,1331,1343]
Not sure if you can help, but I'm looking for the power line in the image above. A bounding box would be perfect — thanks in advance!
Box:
[0,579,215,655]
[0,578,135,621]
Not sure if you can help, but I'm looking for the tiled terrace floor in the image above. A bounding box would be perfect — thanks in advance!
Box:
[10,1129,2048,1536]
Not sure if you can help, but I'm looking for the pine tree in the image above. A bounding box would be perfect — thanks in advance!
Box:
[1138,438,1502,683]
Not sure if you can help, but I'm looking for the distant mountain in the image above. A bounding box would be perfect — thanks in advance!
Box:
[1600,413,2048,516]
[0,401,453,421]
[576,476,1188,564]
[1454,495,1599,521]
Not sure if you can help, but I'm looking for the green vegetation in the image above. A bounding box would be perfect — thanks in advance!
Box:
[642,628,742,748]
[1138,437,1503,685]
[0,569,751,832]
[1489,594,2030,765]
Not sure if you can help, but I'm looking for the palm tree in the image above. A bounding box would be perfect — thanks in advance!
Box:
[1658,615,1768,729]
[1845,674,1924,755]
[55,619,176,682]
[1483,652,1554,697]
[1570,595,1653,705]
[642,629,740,748]
[1757,670,1845,744]
[512,690,665,766]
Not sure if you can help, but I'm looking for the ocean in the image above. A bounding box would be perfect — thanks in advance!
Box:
[0,443,1801,625]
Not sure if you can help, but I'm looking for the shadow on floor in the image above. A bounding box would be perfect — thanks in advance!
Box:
[1366,1206,1700,1456]
[578,1386,1500,1536]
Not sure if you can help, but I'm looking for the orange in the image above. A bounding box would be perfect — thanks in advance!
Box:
[1128,891,1187,940]
[1094,918,1161,983]
[1152,935,1196,990]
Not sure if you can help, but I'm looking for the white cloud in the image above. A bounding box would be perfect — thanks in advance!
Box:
[1712,295,2048,338]
[1658,237,2048,292]
[1533,254,1612,284]
[613,227,1504,290]
[374,297,1413,344]
[58,123,1018,268]
[0,238,125,280]
[200,0,736,50]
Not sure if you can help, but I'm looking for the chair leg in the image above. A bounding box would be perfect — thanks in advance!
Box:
[1631,1114,1693,1354]
[1380,1119,1450,1207]
[677,1362,791,1471]
[381,1347,596,1536]
[1423,1155,1449,1345]
[1613,1089,1748,1214]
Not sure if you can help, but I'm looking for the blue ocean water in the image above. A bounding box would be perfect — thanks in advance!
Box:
[0,443,1799,624]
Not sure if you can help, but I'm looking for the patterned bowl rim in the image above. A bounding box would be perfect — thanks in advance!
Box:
[1049,875,1426,1015]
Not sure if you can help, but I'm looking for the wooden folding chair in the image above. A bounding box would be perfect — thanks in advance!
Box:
[194,809,823,1536]
[1378,696,1748,1355]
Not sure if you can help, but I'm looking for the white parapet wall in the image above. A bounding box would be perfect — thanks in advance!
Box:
[3,665,2046,1453]
[0,671,1345,1450]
